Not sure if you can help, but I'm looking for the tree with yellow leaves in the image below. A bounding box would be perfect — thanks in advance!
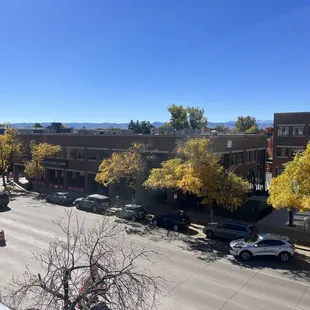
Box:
[144,138,248,221]
[24,143,62,180]
[268,143,310,212]
[95,142,152,202]
[0,128,21,187]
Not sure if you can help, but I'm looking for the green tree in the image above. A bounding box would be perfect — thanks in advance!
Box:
[168,104,189,130]
[128,120,136,131]
[24,143,61,180]
[235,116,257,132]
[33,123,43,128]
[186,106,207,129]
[0,128,21,187]
[245,125,260,133]
[215,125,230,133]
[144,138,248,221]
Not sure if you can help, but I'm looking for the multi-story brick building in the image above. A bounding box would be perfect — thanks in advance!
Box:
[272,112,310,177]
[12,131,267,202]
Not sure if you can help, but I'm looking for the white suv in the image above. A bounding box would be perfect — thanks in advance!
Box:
[230,233,295,263]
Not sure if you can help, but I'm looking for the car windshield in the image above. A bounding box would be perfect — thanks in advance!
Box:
[243,235,260,243]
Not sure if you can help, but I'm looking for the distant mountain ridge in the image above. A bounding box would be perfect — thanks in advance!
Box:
[11,120,273,129]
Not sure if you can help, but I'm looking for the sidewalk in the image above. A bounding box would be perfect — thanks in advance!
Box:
[257,208,310,247]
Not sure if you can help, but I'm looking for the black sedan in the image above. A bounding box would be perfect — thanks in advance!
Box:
[152,211,191,231]
[46,192,75,205]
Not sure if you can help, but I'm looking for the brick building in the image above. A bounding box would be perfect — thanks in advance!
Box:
[13,132,267,202]
[272,112,310,177]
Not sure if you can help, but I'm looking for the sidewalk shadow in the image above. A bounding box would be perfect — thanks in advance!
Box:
[228,252,310,282]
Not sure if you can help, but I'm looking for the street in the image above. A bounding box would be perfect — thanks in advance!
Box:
[0,192,310,310]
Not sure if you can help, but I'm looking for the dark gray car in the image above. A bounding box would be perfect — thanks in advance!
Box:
[46,192,75,205]
[204,221,257,240]
[113,204,146,221]
[0,191,9,208]
[74,194,112,213]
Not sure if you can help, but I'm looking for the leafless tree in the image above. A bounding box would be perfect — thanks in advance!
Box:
[1,210,162,310]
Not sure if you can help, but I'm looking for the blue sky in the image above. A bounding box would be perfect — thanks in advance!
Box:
[0,0,309,123]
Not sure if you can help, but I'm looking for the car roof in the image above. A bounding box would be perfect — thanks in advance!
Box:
[87,194,110,200]
[222,220,254,227]
[56,192,70,195]
[125,204,142,208]
[257,233,291,241]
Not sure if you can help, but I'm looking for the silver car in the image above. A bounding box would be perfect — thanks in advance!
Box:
[204,221,257,240]
[230,233,295,262]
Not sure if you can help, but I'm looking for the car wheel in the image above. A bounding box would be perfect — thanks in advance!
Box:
[152,219,158,226]
[279,251,291,263]
[173,224,179,232]
[131,215,137,221]
[240,250,252,261]
[76,202,80,209]
[92,206,97,213]
[205,230,214,239]
[46,197,50,203]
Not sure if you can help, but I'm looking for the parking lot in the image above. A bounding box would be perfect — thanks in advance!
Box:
[0,192,310,310]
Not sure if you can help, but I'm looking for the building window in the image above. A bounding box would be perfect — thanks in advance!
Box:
[236,152,243,164]
[99,150,110,160]
[276,147,289,157]
[277,126,289,136]
[293,126,304,136]
[66,148,76,159]
[77,149,85,160]
[87,149,97,161]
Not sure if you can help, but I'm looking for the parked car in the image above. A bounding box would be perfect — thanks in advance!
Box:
[111,204,146,221]
[152,211,191,231]
[204,221,257,240]
[74,194,112,213]
[0,191,9,208]
[230,233,295,262]
[46,192,75,205]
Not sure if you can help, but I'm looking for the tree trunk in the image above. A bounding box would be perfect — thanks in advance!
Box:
[209,204,214,223]
[1,158,6,188]
[288,208,294,227]
[63,269,70,310]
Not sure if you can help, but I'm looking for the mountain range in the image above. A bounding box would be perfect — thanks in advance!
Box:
[10,120,273,129]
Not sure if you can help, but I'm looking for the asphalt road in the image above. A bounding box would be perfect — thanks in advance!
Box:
[0,192,310,310]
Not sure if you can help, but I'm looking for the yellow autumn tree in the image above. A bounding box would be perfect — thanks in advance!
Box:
[144,138,248,221]
[0,128,21,187]
[95,142,152,202]
[268,143,310,211]
[24,143,61,180]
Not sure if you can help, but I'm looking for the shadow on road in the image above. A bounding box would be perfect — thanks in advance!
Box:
[228,252,310,282]
[117,218,199,242]
[181,237,230,263]
[8,190,46,202]
[0,205,11,213]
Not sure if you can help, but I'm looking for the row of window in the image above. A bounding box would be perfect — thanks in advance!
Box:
[276,147,304,158]
[54,148,169,162]
[221,150,265,167]
[277,125,306,136]
[56,148,111,161]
